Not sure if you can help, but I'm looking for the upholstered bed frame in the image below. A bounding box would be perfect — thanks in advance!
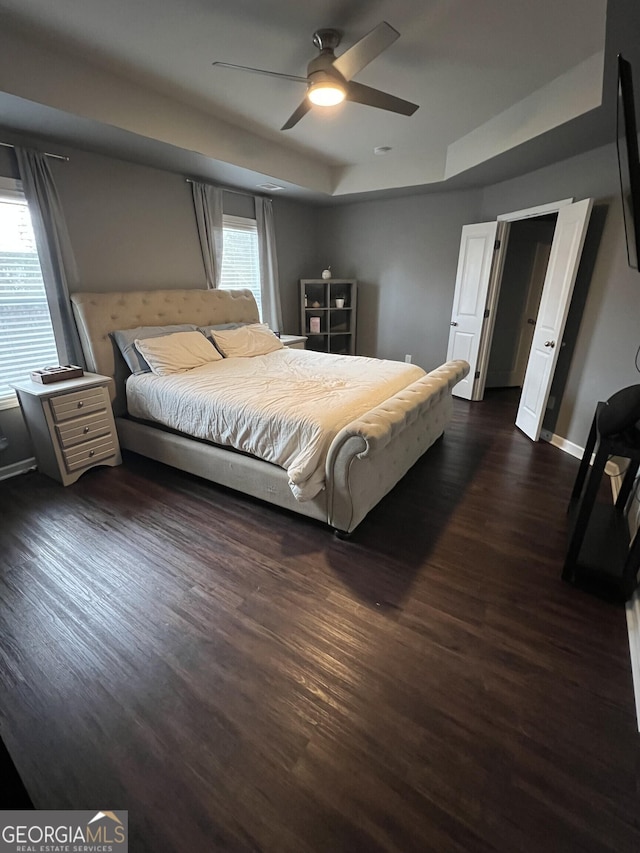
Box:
[70,288,469,534]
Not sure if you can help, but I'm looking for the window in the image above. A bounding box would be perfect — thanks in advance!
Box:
[220,215,262,317]
[0,179,58,409]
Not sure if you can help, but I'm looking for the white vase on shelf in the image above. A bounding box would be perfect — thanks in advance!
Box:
[321,268,331,280]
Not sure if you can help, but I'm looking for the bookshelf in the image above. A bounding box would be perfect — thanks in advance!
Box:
[300,279,357,356]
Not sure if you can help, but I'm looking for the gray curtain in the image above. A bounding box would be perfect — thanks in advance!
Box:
[14,147,85,367]
[191,181,224,289]
[255,196,283,332]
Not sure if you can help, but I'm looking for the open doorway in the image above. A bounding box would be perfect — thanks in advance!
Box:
[447,198,593,440]
[485,214,556,394]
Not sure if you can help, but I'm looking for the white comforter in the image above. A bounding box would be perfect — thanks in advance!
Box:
[126,348,425,501]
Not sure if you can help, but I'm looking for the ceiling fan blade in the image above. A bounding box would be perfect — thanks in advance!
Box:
[345,81,418,116]
[281,98,313,130]
[212,62,307,84]
[332,21,400,81]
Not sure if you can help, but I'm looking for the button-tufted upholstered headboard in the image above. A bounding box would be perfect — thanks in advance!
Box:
[70,288,260,416]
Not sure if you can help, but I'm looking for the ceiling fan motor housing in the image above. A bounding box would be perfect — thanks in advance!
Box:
[312,29,341,52]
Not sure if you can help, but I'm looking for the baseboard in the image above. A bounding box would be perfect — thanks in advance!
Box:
[543,431,640,731]
[617,467,640,733]
[541,431,621,476]
[626,595,640,731]
[0,458,36,481]
[541,430,585,460]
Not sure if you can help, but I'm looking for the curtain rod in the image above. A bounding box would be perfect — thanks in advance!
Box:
[0,141,69,162]
[185,178,263,199]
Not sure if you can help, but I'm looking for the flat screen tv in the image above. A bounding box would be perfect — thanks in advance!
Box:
[617,54,640,271]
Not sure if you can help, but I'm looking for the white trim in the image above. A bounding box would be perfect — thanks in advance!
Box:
[0,394,19,411]
[614,460,640,732]
[541,430,621,477]
[222,213,256,229]
[497,199,573,221]
[626,595,640,731]
[540,429,583,459]
[473,220,509,400]
[0,457,36,481]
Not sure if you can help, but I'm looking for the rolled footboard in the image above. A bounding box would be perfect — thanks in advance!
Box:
[325,359,469,533]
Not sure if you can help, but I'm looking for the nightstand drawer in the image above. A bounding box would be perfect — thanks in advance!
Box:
[55,411,112,449]
[63,434,117,472]
[50,387,107,423]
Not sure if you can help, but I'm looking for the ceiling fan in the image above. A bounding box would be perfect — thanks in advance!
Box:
[212,21,419,130]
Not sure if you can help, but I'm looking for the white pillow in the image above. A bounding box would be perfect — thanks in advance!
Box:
[134,331,222,375]
[210,323,284,358]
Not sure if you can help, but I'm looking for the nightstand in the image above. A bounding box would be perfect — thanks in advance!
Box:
[280,334,307,350]
[11,372,122,486]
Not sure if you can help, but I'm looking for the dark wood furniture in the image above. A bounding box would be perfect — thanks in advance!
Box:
[300,278,357,355]
[563,401,640,599]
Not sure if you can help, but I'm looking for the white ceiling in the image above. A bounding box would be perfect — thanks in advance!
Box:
[0,0,613,199]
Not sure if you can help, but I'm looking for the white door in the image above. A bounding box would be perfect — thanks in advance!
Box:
[447,221,499,400]
[515,198,593,440]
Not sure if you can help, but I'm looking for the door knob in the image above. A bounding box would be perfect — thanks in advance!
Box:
[527,318,536,326]
[450,321,458,326]
[544,340,556,348]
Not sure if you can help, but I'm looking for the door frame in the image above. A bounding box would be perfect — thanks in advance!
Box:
[497,199,573,222]
[472,220,509,400]
[474,198,575,401]
[515,198,593,440]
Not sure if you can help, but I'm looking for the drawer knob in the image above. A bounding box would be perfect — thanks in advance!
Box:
[83,426,90,434]
[89,449,95,457]
[77,401,84,408]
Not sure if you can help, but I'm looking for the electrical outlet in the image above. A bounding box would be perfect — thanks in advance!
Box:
[404,354,412,363]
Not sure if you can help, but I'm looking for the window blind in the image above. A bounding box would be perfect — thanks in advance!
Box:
[0,191,58,408]
[220,214,262,317]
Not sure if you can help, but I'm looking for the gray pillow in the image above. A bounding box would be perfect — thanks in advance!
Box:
[111,324,198,374]
[198,323,247,335]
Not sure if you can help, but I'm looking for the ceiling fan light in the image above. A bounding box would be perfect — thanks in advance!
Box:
[308,81,345,107]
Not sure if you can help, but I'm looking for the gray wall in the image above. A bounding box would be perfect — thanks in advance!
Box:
[316,190,483,368]
[272,197,320,334]
[0,406,33,469]
[53,149,205,291]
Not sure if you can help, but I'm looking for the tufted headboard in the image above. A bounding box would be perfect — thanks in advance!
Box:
[71,288,260,415]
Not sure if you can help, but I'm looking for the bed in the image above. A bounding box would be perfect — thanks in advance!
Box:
[70,288,469,534]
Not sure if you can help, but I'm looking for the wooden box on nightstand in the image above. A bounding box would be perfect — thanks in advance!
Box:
[11,372,122,486]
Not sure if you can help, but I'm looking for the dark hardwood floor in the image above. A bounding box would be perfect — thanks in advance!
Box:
[1,389,638,852]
